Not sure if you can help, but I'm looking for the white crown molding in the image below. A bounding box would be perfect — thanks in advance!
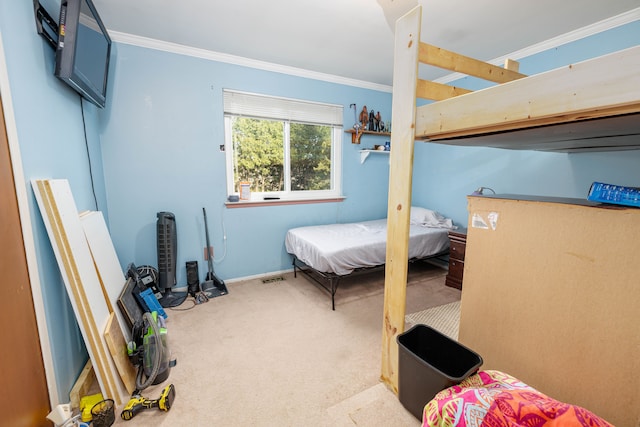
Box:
[109,31,393,93]
[436,7,640,84]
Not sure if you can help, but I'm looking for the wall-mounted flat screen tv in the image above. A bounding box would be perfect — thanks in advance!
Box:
[55,0,111,108]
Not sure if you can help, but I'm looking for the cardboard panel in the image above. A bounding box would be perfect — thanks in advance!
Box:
[459,195,640,426]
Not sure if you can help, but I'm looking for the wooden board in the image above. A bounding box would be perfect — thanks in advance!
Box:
[69,360,98,410]
[380,4,421,393]
[459,196,640,426]
[32,179,128,407]
[104,312,137,394]
[418,42,525,84]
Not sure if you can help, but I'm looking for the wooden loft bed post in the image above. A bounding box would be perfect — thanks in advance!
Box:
[380,5,421,393]
[380,4,526,393]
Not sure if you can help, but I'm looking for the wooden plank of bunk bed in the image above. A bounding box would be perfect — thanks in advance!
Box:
[415,45,640,142]
[380,4,421,393]
[416,79,471,102]
[418,43,526,84]
[416,43,524,101]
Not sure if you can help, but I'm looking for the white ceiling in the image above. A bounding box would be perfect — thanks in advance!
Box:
[92,0,640,87]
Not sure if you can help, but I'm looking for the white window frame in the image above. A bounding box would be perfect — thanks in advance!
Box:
[223,90,343,202]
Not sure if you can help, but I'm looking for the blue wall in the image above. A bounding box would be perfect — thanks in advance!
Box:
[412,145,640,227]
[100,44,392,283]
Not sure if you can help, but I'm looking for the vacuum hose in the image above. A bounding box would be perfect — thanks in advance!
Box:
[135,312,165,391]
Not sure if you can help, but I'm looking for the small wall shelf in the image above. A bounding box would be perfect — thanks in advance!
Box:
[359,149,390,163]
[345,129,391,144]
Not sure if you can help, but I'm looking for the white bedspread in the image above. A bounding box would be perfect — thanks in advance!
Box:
[285,219,450,275]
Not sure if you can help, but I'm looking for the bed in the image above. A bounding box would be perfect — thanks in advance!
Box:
[403,9,640,152]
[285,207,453,309]
[380,3,640,399]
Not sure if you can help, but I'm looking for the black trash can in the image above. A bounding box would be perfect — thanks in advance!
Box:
[396,324,483,420]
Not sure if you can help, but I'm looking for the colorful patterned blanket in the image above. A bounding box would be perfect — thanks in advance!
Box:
[422,370,612,427]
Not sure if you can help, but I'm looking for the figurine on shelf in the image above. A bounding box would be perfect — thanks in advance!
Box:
[359,105,368,129]
[374,111,382,132]
[369,110,376,131]
[350,103,363,144]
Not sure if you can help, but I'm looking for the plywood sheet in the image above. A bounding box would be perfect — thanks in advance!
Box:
[69,359,96,410]
[104,312,136,394]
[32,179,128,407]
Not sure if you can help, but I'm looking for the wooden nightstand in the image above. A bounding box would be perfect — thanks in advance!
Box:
[445,228,467,290]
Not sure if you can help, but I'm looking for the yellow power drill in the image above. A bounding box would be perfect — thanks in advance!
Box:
[121,384,176,421]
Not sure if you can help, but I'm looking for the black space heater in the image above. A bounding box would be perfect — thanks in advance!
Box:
[157,212,186,307]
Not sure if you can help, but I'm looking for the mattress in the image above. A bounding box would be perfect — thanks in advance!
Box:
[285,219,450,275]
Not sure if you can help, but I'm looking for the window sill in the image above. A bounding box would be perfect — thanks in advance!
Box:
[225,196,345,208]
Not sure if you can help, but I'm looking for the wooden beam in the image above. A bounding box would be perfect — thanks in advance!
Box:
[504,58,520,72]
[381,4,421,393]
[419,42,526,84]
[416,79,472,101]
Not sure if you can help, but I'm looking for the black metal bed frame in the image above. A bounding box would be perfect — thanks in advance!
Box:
[291,249,449,310]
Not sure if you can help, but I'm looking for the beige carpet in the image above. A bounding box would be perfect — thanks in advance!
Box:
[109,262,460,426]
[405,301,461,340]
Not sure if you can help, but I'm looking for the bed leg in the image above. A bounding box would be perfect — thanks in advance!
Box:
[330,277,339,311]
[292,257,297,278]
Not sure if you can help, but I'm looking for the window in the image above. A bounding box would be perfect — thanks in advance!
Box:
[223,90,343,201]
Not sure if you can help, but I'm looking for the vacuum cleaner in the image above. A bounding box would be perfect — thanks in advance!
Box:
[127,311,173,390]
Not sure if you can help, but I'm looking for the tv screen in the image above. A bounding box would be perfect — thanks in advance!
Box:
[55,0,111,108]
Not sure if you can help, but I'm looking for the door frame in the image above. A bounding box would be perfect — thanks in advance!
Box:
[0,28,59,406]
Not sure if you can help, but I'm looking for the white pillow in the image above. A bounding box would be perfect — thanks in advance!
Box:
[410,206,436,224]
[410,206,455,229]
